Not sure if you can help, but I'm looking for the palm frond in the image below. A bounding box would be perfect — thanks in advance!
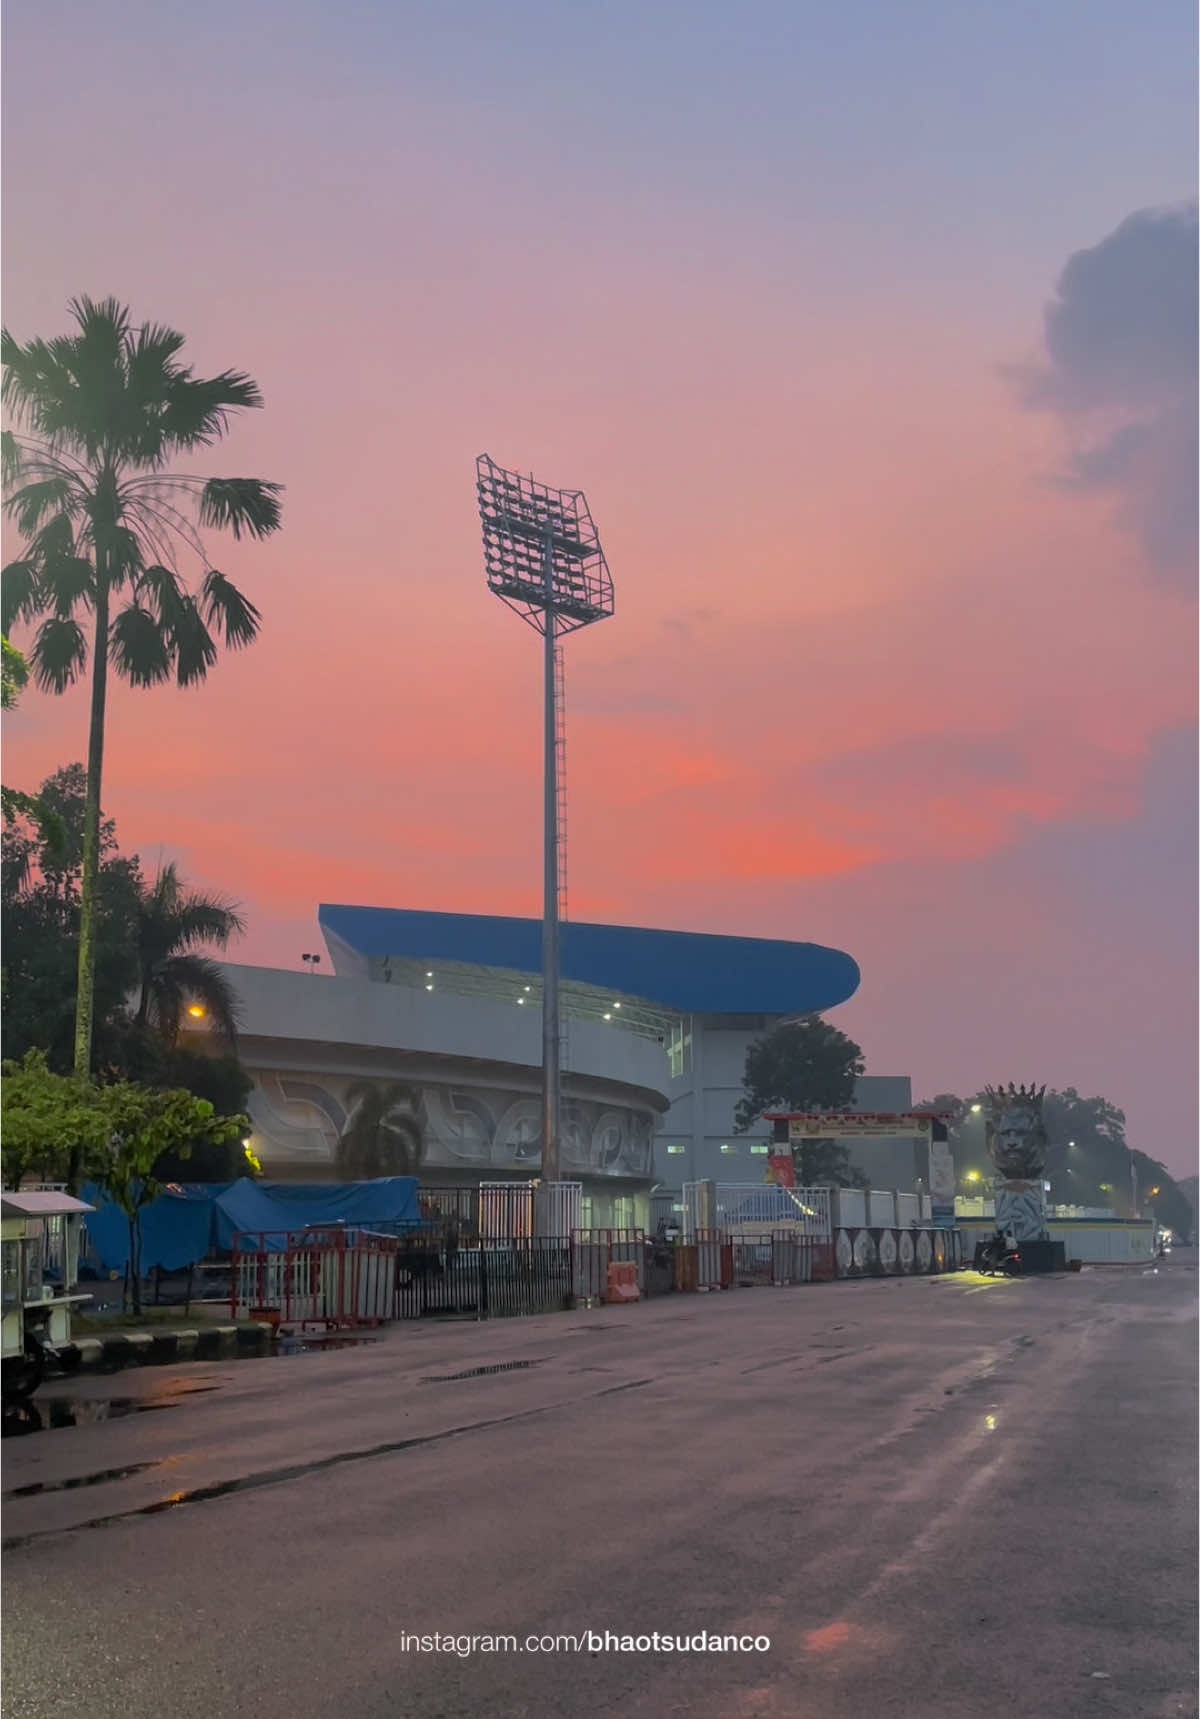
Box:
[158,954,243,1043]
[127,321,187,388]
[6,475,75,536]
[198,477,283,541]
[2,560,43,632]
[44,557,95,617]
[1,331,75,432]
[29,512,77,565]
[68,295,133,346]
[110,603,172,686]
[166,892,247,951]
[161,371,264,451]
[200,570,261,648]
[164,592,219,686]
[133,562,188,624]
[1,428,23,485]
[30,613,89,692]
[90,522,144,586]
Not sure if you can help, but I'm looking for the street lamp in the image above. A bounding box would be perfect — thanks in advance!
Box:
[476,455,614,1194]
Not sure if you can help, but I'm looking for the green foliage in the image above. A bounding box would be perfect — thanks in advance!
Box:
[86,1079,247,1312]
[2,633,29,708]
[0,1049,111,1187]
[1,633,66,861]
[336,1081,425,1180]
[2,765,143,1071]
[2,767,255,1186]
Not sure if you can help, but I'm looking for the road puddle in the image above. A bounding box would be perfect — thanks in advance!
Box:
[275,1335,380,1356]
[420,1359,543,1382]
[2,1382,222,1439]
[4,1459,163,1498]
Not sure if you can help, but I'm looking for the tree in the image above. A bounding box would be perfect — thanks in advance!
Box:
[2,767,255,1182]
[87,1080,247,1313]
[2,764,143,1078]
[1,635,65,869]
[2,296,282,1088]
[103,1027,254,1182]
[133,862,246,1046]
[735,1016,864,1132]
[734,1016,866,1188]
[336,1081,426,1180]
[791,1138,870,1189]
[2,1053,248,1306]
[0,1049,111,1188]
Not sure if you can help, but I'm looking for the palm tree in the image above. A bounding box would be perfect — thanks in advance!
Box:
[336,1081,426,1180]
[134,862,246,1048]
[1,297,281,1096]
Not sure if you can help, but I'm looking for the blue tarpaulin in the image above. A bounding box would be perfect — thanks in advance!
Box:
[210,1179,422,1251]
[81,1178,422,1274]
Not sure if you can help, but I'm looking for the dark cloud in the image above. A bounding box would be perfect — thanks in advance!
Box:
[1017,202,1198,590]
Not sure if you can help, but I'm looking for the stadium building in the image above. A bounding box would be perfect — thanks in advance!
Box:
[188,905,911,1227]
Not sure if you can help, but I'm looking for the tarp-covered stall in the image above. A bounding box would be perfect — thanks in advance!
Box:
[81,1178,422,1274]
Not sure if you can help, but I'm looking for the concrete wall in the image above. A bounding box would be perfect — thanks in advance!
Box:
[185,964,670,1188]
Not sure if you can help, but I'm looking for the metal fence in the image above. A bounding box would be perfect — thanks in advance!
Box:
[571,1228,646,1300]
[392,1238,572,1321]
[232,1228,398,1328]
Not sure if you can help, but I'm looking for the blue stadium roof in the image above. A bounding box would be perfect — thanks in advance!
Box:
[318,906,860,1017]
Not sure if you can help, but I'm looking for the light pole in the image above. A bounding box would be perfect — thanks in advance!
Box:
[476,456,614,1198]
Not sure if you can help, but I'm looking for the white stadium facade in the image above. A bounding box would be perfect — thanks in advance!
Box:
[184,905,915,1228]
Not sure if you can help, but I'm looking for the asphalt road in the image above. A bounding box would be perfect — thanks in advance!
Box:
[2,1259,1196,1719]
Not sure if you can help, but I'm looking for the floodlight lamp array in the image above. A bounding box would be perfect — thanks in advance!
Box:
[477,453,614,633]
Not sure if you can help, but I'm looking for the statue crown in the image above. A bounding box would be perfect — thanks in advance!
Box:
[983,1082,1046,1106]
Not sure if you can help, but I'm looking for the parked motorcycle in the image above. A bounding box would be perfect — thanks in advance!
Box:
[977,1233,1022,1276]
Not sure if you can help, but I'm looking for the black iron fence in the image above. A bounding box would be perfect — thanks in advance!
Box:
[392,1236,572,1321]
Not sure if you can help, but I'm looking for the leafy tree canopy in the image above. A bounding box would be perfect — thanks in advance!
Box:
[734,1016,866,1189]
[3,763,254,1184]
[734,1016,865,1134]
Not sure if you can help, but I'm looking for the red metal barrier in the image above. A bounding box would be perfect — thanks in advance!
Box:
[232,1227,400,1330]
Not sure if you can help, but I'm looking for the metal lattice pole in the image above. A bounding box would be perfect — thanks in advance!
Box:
[542,544,561,1186]
[476,455,614,1233]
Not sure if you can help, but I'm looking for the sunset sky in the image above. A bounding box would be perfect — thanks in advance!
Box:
[3,2,1196,1171]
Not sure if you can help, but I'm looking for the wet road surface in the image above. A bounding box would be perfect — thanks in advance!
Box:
[2,1261,1196,1718]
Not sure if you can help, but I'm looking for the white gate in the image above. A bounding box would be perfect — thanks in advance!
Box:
[535,1180,582,1239]
[479,1182,533,1242]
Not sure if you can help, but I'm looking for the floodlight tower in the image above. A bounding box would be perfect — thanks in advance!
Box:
[476,454,614,1193]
